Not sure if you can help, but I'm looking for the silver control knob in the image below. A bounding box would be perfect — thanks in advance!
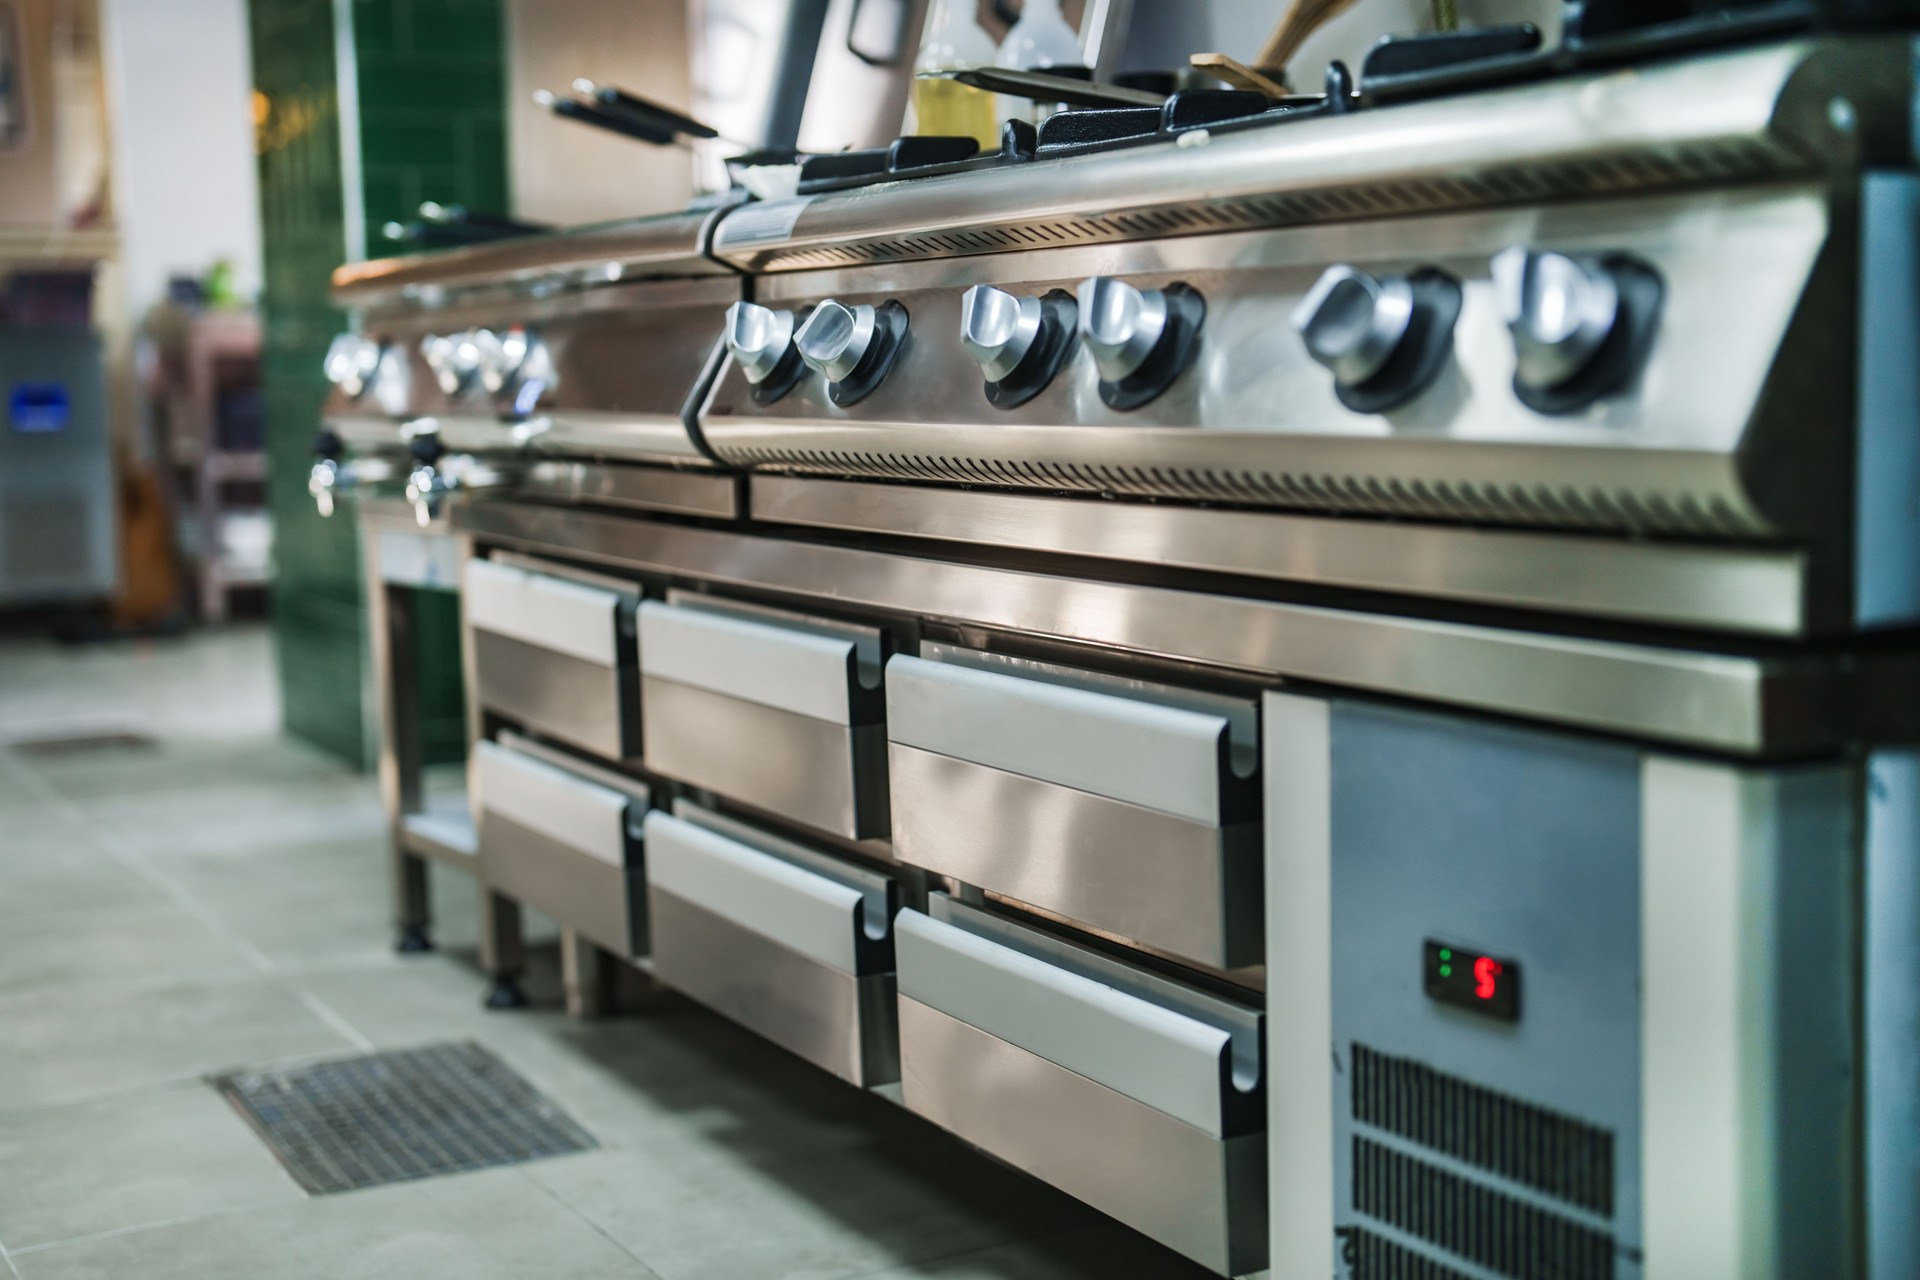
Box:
[794,299,878,384]
[1292,265,1415,387]
[1491,247,1621,391]
[323,334,381,399]
[960,286,1045,382]
[1076,277,1169,383]
[475,326,555,414]
[724,301,798,385]
[422,331,483,397]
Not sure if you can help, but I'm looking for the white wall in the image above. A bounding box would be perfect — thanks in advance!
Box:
[98,0,261,319]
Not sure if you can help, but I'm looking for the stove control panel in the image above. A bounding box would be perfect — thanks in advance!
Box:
[1076,276,1206,410]
[1293,265,1461,413]
[1492,246,1663,414]
[793,298,910,407]
[960,285,1079,409]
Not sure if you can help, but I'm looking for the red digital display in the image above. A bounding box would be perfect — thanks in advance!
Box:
[1425,940,1520,1022]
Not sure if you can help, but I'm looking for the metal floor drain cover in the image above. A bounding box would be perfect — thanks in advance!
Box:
[214,1042,596,1194]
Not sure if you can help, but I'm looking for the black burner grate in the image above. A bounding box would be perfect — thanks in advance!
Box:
[214,1042,596,1194]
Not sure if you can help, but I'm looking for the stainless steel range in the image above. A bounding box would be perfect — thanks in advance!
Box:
[322,29,1920,1280]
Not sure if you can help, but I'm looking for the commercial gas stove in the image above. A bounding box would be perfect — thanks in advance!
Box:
[322,28,1920,1280]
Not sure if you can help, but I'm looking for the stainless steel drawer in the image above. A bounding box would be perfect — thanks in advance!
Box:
[476,737,650,957]
[895,897,1266,1277]
[638,597,888,840]
[886,647,1261,969]
[465,557,639,761]
[644,805,900,1086]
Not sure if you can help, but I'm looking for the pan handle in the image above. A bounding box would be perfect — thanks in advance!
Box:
[846,0,911,67]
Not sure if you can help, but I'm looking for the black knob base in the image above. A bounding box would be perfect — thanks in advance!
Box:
[1513,256,1663,416]
[750,341,808,406]
[984,291,1079,409]
[1334,269,1463,415]
[1098,283,1206,412]
[826,301,910,408]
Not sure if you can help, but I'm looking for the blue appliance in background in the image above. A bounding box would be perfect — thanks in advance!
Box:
[0,329,117,605]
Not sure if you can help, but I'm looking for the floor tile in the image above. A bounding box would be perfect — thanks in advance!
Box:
[0,899,256,997]
[849,1223,1219,1279]
[11,1167,656,1280]
[0,1082,304,1249]
[527,1116,1109,1280]
[155,837,404,967]
[0,977,355,1109]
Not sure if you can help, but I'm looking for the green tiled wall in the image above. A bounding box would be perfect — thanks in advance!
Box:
[252,0,506,768]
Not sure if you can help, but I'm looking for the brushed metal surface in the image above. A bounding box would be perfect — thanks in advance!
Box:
[712,41,1903,273]
[639,601,865,725]
[465,559,624,665]
[650,888,899,1086]
[750,476,1813,637]
[472,631,637,762]
[479,810,644,957]
[453,502,1859,756]
[639,675,888,839]
[889,745,1259,970]
[333,206,732,307]
[897,997,1266,1276]
[473,741,635,869]
[704,186,1826,538]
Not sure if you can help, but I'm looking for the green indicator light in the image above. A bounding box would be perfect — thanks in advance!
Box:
[1439,949,1452,961]
[1439,965,1452,978]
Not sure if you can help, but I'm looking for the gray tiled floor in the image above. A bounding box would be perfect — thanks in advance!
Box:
[0,627,1214,1279]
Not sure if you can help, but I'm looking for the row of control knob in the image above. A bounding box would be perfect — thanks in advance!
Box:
[324,327,555,418]
[1293,248,1662,413]
[727,275,1207,411]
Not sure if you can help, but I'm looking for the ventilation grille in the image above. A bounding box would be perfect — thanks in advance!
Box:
[3,490,94,583]
[1347,1227,1478,1280]
[1353,1044,1615,1216]
[746,137,1803,272]
[716,447,1761,538]
[1355,1138,1616,1280]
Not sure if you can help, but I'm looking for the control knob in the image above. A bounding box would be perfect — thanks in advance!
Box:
[421,331,483,397]
[793,297,909,408]
[1076,276,1205,410]
[1293,264,1461,413]
[724,301,804,402]
[1490,246,1662,414]
[474,326,556,419]
[323,334,381,399]
[959,285,1077,408]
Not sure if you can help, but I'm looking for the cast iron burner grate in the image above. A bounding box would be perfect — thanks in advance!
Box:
[214,1042,596,1194]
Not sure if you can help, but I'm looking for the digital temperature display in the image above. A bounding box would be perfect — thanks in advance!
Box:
[1424,940,1520,1022]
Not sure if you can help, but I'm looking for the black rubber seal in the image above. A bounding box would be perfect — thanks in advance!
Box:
[827,300,910,408]
[984,291,1078,409]
[749,344,808,405]
[1335,269,1464,415]
[1513,256,1663,415]
[1098,282,1206,412]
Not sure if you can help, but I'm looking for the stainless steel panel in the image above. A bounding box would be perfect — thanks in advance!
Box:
[751,476,1815,638]
[897,997,1266,1277]
[333,206,732,308]
[472,631,637,762]
[639,600,869,724]
[704,186,1828,538]
[889,744,1259,969]
[570,463,740,518]
[640,675,888,839]
[453,502,1866,756]
[650,888,898,1086]
[712,41,1901,272]
[480,811,644,957]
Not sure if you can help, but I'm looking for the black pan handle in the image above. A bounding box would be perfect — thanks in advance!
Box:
[847,0,912,67]
[575,80,720,140]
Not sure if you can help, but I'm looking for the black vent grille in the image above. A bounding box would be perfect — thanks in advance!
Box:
[1354,1138,1616,1280]
[1347,1227,1477,1280]
[1353,1044,1615,1216]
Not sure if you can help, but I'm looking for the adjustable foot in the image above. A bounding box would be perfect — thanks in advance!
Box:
[395,925,433,954]
[483,977,528,1010]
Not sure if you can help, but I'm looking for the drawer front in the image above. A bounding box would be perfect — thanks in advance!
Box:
[645,809,899,1085]
[466,559,638,760]
[895,902,1266,1276]
[476,741,648,956]
[886,653,1259,968]
[639,601,887,839]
